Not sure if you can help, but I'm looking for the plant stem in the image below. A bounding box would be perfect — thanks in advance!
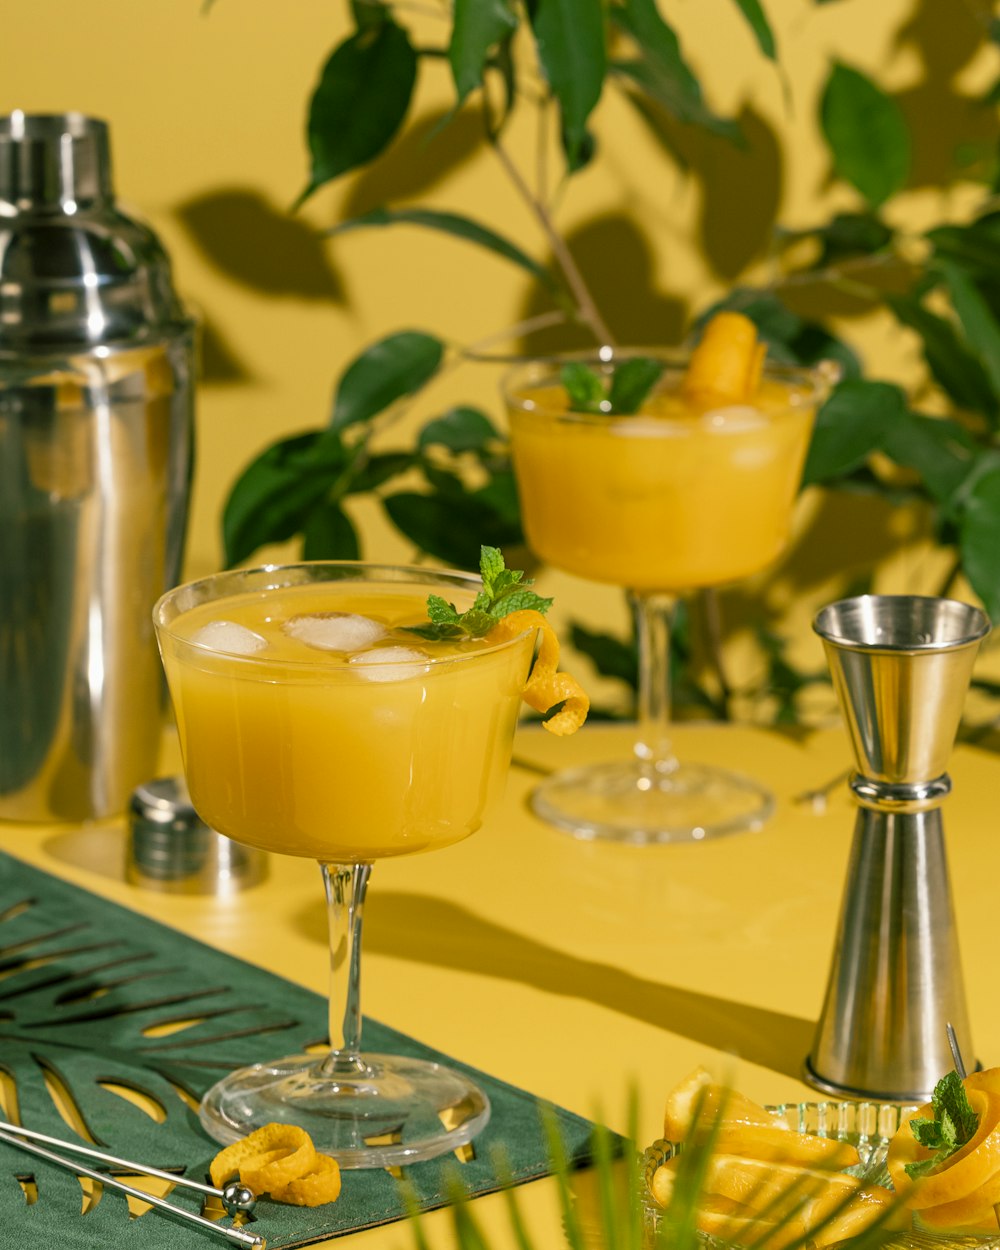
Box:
[489,129,616,347]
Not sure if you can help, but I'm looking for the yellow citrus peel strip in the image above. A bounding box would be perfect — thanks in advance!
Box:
[681,310,766,408]
[485,609,589,735]
[209,1122,342,1207]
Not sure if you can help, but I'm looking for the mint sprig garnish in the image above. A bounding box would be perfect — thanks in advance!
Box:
[903,1070,979,1179]
[405,545,553,641]
[560,357,665,415]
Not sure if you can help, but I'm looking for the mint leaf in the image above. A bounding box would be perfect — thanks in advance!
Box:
[903,1071,979,1179]
[479,544,506,594]
[560,362,607,412]
[560,357,665,415]
[427,594,461,624]
[608,357,664,413]
[405,545,551,640]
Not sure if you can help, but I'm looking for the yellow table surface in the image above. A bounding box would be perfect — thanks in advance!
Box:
[3,720,1000,1247]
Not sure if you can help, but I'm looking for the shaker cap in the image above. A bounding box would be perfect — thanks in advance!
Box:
[0,112,112,210]
[0,111,192,351]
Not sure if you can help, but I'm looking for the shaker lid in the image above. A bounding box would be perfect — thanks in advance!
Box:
[0,112,113,210]
[0,111,192,351]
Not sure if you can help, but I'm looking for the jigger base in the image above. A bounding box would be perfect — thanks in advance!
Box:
[200,1051,490,1169]
[530,759,774,844]
[801,1055,979,1106]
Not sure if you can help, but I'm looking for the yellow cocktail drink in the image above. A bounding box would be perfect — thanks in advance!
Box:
[501,315,836,845]
[158,580,535,861]
[153,557,583,1166]
[507,374,817,591]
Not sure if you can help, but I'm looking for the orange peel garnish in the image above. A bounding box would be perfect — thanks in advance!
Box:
[682,311,766,408]
[209,1122,342,1206]
[486,609,589,735]
[270,1153,343,1206]
[888,1088,1000,1210]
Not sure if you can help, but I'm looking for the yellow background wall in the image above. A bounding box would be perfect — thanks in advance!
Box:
[3,0,996,714]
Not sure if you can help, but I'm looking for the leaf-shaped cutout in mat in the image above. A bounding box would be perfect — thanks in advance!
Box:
[0,852,605,1248]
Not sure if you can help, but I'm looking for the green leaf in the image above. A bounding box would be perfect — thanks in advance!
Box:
[878,411,978,507]
[331,331,445,430]
[383,490,521,568]
[728,0,777,59]
[820,61,910,208]
[961,467,1000,622]
[298,20,417,206]
[449,0,518,103]
[569,623,638,689]
[302,500,360,559]
[342,451,414,494]
[903,1072,980,1180]
[329,206,560,292]
[418,406,500,454]
[560,361,606,411]
[811,211,893,266]
[609,0,741,143]
[222,431,346,566]
[801,379,907,486]
[936,258,1000,401]
[928,213,1000,282]
[887,293,999,422]
[608,358,665,413]
[526,0,606,169]
[404,546,549,640]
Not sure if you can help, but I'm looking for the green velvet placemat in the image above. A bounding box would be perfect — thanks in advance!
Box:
[0,851,606,1247]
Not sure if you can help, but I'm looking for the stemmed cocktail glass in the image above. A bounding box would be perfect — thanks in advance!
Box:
[505,342,835,845]
[154,562,538,1167]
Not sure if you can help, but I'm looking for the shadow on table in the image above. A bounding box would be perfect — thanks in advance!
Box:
[295,889,814,1082]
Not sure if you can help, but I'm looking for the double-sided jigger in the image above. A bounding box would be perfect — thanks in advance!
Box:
[0,1119,263,1247]
[804,594,990,1104]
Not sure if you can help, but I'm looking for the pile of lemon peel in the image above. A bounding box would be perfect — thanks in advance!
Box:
[210,1123,342,1207]
[652,1068,899,1248]
[485,609,589,736]
[682,311,766,409]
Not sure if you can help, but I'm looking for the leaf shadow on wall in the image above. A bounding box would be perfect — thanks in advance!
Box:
[517,213,690,355]
[175,187,344,301]
[892,0,999,189]
[341,109,493,217]
[293,890,815,1080]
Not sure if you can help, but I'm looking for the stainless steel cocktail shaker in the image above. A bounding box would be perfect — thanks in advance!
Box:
[0,112,195,822]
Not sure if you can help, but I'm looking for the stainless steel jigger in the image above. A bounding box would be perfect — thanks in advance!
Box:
[804,593,990,1104]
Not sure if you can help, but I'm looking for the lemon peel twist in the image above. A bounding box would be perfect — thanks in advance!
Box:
[682,310,766,408]
[209,1122,342,1207]
[486,609,589,735]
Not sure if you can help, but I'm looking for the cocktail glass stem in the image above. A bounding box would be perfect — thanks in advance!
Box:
[631,591,679,777]
[318,861,371,1079]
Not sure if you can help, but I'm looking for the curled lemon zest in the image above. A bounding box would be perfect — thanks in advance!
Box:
[682,311,765,408]
[209,1122,318,1195]
[270,1153,343,1207]
[486,609,589,735]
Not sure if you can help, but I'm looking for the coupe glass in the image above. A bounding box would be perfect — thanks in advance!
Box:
[154,562,537,1167]
[505,349,835,845]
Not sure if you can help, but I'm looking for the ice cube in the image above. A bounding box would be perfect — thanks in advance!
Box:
[191,619,268,655]
[283,612,386,652]
[700,404,768,432]
[349,646,429,682]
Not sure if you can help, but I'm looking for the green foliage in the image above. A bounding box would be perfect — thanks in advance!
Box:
[220,0,1000,723]
[404,544,551,641]
[904,1071,979,1179]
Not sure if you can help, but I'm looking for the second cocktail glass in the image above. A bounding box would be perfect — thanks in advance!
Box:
[154,562,538,1167]
[505,347,832,844]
